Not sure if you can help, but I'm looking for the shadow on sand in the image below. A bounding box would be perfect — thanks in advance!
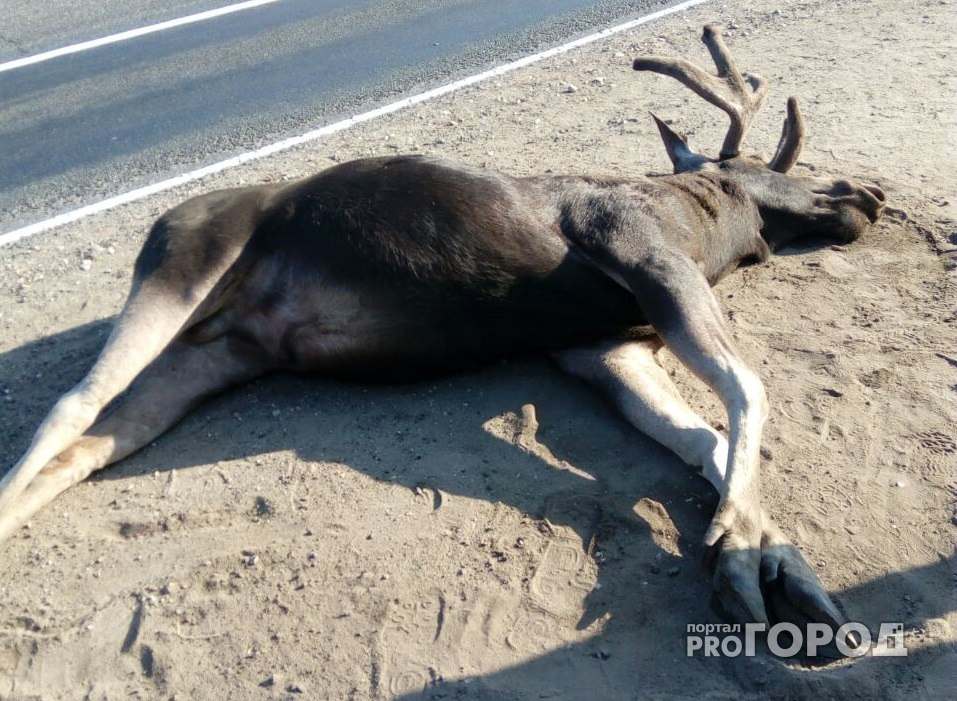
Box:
[1,321,953,700]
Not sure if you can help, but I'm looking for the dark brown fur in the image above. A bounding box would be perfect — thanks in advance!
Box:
[142,153,873,380]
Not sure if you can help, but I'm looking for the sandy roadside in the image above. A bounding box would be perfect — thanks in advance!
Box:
[1,0,954,699]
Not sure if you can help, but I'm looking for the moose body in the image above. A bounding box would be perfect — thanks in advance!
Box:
[148,155,769,379]
[0,26,886,643]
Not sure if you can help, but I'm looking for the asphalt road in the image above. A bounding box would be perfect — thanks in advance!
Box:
[0,0,680,237]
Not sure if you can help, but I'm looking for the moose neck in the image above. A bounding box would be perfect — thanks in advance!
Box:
[712,163,822,252]
[652,171,769,285]
[540,170,778,289]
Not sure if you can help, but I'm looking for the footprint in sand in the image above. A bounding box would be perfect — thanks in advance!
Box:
[373,590,444,696]
[910,429,957,476]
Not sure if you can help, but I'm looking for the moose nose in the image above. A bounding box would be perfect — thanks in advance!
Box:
[859,182,886,223]
[865,184,886,203]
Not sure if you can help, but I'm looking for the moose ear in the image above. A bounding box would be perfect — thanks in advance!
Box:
[650,113,709,173]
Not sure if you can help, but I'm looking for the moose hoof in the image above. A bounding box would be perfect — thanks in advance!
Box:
[708,534,855,658]
[760,542,849,636]
[705,510,850,652]
[709,538,769,626]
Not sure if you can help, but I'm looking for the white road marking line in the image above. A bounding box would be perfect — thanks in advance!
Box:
[0,0,709,248]
[0,0,282,74]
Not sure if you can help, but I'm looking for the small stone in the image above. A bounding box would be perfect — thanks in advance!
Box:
[666,566,680,577]
[80,259,92,271]
[259,675,276,688]
[894,480,906,488]
[561,83,578,94]
[287,682,305,693]
[254,496,273,517]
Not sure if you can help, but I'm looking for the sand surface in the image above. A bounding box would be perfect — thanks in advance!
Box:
[1,0,954,698]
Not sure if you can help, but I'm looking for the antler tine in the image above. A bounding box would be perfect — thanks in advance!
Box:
[768,97,805,173]
[633,24,768,159]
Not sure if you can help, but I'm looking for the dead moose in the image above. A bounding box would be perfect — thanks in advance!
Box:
[0,26,885,641]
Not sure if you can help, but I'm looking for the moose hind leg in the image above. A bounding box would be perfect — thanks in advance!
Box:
[554,338,729,484]
[0,298,190,517]
[0,336,268,544]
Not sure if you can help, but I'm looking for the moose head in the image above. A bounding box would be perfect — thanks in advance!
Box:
[635,25,886,250]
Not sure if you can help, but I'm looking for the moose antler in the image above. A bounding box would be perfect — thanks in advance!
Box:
[633,24,808,172]
[633,25,768,160]
[767,96,805,172]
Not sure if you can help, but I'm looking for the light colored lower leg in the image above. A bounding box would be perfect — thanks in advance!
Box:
[0,388,103,516]
[714,362,768,506]
[554,340,730,490]
[0,434,119,542]
[0,299,191,515]
[0,337,265,545]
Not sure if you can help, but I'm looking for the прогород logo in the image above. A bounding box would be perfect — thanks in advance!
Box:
[685,622,907,657]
